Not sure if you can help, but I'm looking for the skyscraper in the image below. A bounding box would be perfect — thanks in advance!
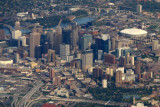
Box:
[47,29,55,49]
[104,53,116,64]
[80,34,92,50]
[115,70,122,87]
[54,20,62,54]
[111,37,115,51]
[82,50,93,71]
[48,49,55,63]
[60,44,70,61]
[115,40,121,49]
[70,23,79,51]
[29,31,41,58]
[35,45,42,58]
[119,56,126,67]
[137,4,142,13]
[49,68,54,79]
[152,40,159,51]
[135,60,141,74]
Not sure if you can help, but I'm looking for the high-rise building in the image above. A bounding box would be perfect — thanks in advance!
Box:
[115,70,122,87]
[71,23,79,50]
[91,43,98,62]
[82,50,93,70]
[135,60,141,74]
[42,42,49,54]
[104,53,116,64]
[48,49,55,63]
[53,76,61,86]
[0,29,5,40]
[14,53,20,63]
[47,29,55,49]
[35,45,42,59]
[80,34,92,50]
[60,44,70,61]
[131,56,134,65]
[102,79,107,88]
[119,56,126,67]
[62,29,71,44]
[115,40,121,49]
[152,40,159,51]
[126,52,130,65]
[49,68,54,79]
[93,67,103,79]
[54,20,62,54]
[137,4,142,13]
[111,38,115,50]
[29,31,41,58]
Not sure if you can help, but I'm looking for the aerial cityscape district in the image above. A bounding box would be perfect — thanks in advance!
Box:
[1,0,160,107]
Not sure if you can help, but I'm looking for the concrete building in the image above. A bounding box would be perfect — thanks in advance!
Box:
[71,23,79,51]
[47,29,55,49]
[12,30,22,39]
[152,40,159,51]
[135,60,141,74]
[80,34,92,50]
[82,50,93,71]
[29,31,41,58]
[54,20,62,54]
[137,4,142,13]
[102,79,107,88]
[48,49,55,63]
[115,70,122,87]
[60,44,70,61]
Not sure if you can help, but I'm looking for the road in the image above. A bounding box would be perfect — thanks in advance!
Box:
[14,80,43,107]
[26,96,128,107]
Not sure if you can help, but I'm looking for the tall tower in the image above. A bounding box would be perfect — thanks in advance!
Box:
[47,29,55,49]
[152,40,159,51]
[54,20,62,54]
[49,68,54,79]
[82,50,93,71]
[135,60,141,74]
[137,4,142,13]
[71,22,79,51]
[29,30,41,58]
[80,34,92,50]
[115,70,122,87]
[111,37,115,51]
[115,40,121,49]
[60,44,70,61]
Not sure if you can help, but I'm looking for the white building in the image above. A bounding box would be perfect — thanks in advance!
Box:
[12,30,22,39]
[18,36,27,46]
[60,44,70,61]
[102,79,107,88]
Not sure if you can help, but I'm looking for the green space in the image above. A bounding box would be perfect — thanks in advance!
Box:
[26,15,71,27]
[88,84,152,103]
[123,0,160,12]
[74,103,119,107]
[72,10,88,18]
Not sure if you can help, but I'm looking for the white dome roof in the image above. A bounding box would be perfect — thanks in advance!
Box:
[120,28,147,36]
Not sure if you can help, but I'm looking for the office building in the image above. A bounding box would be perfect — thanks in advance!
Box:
[47,29,55,49]
[137,4,142,13]
[111,37,115,50]
[135,60,141,74]
[29,31,41,58]
[104,53,116,64]
[80,34,92,50]
[48,49,55,63]
[0,29,5,40]
[82,50,93,71]
[71,23,79,50]
[93,67,103,79]
[12,30,22,39]
[54,20,62,54]
[115,40,122,49]
[35,45,42,59]
[42,42,49,54]
[102,79,107,88]
[49,68,55,79]
[152,40,159,51]
[60,44,70,61]
[115,70,122,87]
[62,29,71,44]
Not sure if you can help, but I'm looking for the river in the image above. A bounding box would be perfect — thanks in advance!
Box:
[4,16,96,36]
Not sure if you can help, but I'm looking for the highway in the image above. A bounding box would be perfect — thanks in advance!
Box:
[13,80,43,107]
[26,95,128,107]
